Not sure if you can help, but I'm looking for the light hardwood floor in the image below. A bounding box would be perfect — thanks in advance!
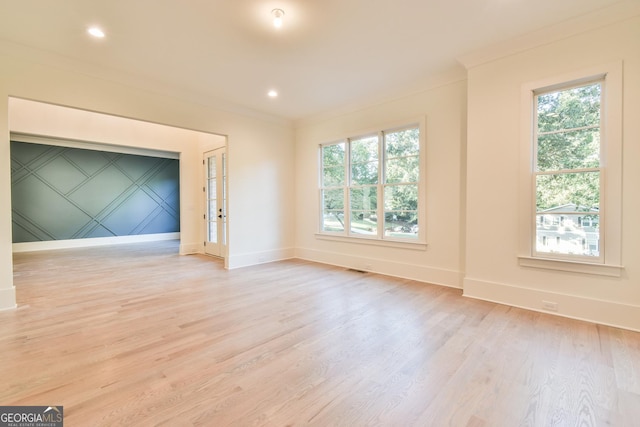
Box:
[2,241,640,426]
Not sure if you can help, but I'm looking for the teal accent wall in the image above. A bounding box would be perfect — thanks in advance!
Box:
[10,141,180,243]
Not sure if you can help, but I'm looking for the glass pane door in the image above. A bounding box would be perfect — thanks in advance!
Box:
[204,148,226,257]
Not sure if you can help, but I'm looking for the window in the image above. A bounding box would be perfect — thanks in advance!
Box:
[534,81,602,260]
[519,63,622,276]
[320,124,423,243]
[320,143,346,233]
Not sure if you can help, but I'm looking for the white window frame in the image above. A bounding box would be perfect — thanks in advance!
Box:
[317,119,427,249]
[518,62,623,276]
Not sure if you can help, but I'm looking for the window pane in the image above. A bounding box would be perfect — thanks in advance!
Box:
[208,157,216,176]
[384,184,418,239]
[385,128,419,157]
[350,136,378,163]
[350,186,377,210]
[536,172,599,212]
[384,184,418,211]
[208,221,217,242]
[323,165,345,186]
[386,156,419,183]
[323,188,344,210]
[322,143,345,167]
[352,161,378,185]
[322,143,345,186]
[384,211,418,239]
[322,212,345,232]
[537,128,600,171]
[350,211,378,236]
[537,83,601,133]
[536,213,599,257]
[351,136,379,185]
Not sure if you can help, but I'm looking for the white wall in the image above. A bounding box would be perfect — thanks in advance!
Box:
[464,16,640,330]
[294,78,467,288]
[0,51,295,309]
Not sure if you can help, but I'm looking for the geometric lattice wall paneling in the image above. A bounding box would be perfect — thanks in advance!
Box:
[10,141,180,243]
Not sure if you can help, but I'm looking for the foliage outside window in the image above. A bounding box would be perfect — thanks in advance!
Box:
[533,81,602,260]
[320,126,421,241]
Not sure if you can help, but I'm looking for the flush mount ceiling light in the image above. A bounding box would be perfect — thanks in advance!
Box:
[87,26,105,38]
[268,90,278,98]
[271,9,285,28]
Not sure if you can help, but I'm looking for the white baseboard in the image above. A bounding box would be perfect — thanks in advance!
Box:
[227,247,295,269]
[295,247,463,289]
[0,287,17,311]
[463,277,640,332]
[12,233,181,253]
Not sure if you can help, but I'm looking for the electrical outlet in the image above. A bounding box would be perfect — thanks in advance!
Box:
[542,300,558,312]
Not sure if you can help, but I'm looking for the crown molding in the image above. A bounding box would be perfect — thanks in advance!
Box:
[457,0,640,70]
[0,40,292,127]
[294,64,467,129]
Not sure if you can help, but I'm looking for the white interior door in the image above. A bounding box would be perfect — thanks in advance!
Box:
[204,148,227,257]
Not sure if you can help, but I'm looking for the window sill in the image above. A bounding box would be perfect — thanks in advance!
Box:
[315,233,427,251]
[518,256,623,277]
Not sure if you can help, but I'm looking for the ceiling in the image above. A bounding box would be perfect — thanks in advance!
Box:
[0,0,635,121]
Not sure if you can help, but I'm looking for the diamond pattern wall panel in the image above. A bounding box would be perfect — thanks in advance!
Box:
[11,141,180,243]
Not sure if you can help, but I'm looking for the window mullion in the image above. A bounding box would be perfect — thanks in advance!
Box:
[535,167,600,175]
[538,123,599,136]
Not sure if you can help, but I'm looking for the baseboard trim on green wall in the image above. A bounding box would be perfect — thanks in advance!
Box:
[12,232,180,253]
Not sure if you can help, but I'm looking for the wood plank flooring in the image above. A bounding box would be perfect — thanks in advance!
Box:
[2,241,640,426]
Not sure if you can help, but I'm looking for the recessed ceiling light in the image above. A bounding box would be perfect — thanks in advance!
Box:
[87,27,105,38]
[268,90,278,98]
